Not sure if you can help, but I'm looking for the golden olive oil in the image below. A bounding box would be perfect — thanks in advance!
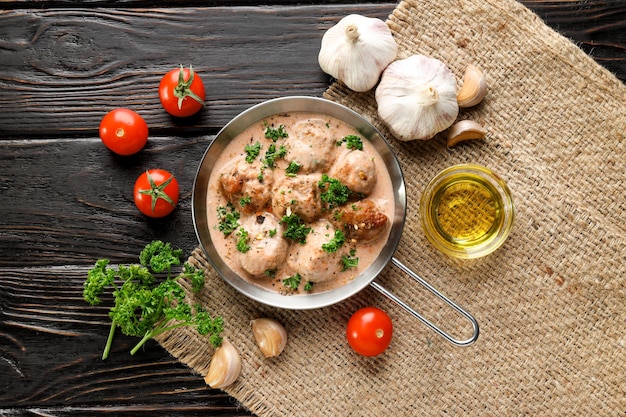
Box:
[430,175,504,248]
[421,164,514,258]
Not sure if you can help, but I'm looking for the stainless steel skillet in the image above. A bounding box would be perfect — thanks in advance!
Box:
[192,96,478,346]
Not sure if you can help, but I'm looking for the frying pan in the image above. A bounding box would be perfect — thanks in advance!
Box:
[192,96,479,346]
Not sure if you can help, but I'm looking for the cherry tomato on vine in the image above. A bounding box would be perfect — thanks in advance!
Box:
[159,64,206,117]
[346,306,393,356]
[133,169,180,218]
[99,108,148,156]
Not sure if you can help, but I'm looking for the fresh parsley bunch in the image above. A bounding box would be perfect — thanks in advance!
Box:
[83,240,224,360]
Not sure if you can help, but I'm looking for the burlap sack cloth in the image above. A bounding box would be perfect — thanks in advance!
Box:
[156,0,626,415]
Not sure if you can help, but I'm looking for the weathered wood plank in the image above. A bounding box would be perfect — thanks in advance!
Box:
[0,5,393,138]
[0,136,208,266]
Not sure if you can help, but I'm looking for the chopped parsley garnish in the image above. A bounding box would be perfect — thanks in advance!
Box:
[245,141,262,163]
[239,195,251,207]
[263,144,287,168]
[318,174,351,209]
[236,228,251,253]
[304,281,314,292]
[268,229,277,237]
[336,134,364,151]
[281,213,311,244]
[217,203,240,236]
[264,124,288,142]
[282,273,301,290]
[285,161,302,177]
[321,230,346,253]
[341,249,359,271]
[265,269,277,278]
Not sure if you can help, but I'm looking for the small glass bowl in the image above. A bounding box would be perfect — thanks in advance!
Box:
[420,164,515,259]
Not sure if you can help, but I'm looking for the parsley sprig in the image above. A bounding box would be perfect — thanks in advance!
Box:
[264,124,288,142]
[217,203,240,235]
[318,174,351,209]
[336,134,364,150]
[321,230,346,253]
[341,249,359,271]
[281,213,311,244]
[262,143,287,169]
[245,142,262,163]
[83,241,224,360]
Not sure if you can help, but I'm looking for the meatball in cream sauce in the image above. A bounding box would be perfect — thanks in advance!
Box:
[238,213,288,277]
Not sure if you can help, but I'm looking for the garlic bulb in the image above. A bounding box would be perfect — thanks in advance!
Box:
[375,55,460,141]
[204,338,241,389]
[251,318,287,358]
[318,14,397,92]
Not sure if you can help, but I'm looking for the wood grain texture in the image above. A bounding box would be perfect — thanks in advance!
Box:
[0,2,624,416]
[0,5,390,138]
[0,136,208,266]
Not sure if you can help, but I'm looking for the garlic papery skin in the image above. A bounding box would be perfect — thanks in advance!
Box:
[375,55,459,141]
[204,338,241,389]
[457,64,487,108]
[252,318,287,358]
[446,120,486,147]
[318,14,398,92]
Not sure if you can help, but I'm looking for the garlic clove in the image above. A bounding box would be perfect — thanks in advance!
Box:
[375,54,459,141]
[446,120,487,147]
[457,64,487,108]
[251,318,287,358]
[204,338,241,389]
[318,14,397,92]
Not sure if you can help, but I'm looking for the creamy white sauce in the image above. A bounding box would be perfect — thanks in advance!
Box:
[206,111,394,295]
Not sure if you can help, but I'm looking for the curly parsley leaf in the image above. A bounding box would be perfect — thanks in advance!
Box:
[321,230,346,253]
[245,141,262,163]
[336,134,364,150]
[236,227,251,253]
[263,143,287,168]
[264,124,288,142]
[285,161,302,177]
[281,213,312,244]
[319,174,351,209]
[282,273,301,290]
[341,249,359,271]
[139,240,182,275]
[217,203,240,236]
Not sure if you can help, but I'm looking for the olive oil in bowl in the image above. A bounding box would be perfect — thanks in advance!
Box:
[420,164,514,259]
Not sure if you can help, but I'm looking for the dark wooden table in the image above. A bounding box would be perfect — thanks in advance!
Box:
[0,1,624,415]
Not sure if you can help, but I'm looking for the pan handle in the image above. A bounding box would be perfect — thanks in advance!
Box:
[369,257,479,347]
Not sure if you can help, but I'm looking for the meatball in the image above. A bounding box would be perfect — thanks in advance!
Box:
[329,150,377,195]
[218,157,273,214]
[285,119,336,173]
[331,199,389,242]
[238,213,288,277]
[287,220,347,283]
[272,173,323,222]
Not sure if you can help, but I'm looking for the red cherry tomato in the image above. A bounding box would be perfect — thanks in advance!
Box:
[159,65,206,117]
[99,108,148,156]
[133,169,180,218]
[346,307,393,356]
